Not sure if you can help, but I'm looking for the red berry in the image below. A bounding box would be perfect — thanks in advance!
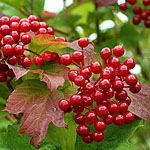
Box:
[124,58,135,69]
[70,94,83,107]
[42,51,52,61]
[14,45,24,55]
[125,96,131,105]
[10,31,20,42]
[115,90,127,101]
[99,100,109,107]
[145,19,150,27]
[72,51,83,63]
[0,33,2,41]
[0,63,9,72]
[102,67,115,79]
[112,80,124,91]
[99,79,111,91]
[133,16,141,25]
[129,82,141,93]
[90,61,102,74]
[8,55,18,65]
[7,69,15,78]
[133,6,142,14]
[19,18,29,24]
[31,21,40,32]
[108,103,119,114]
[0,25,10,35]
[74,75,85,86]
[94,120,106,132]
[113,45,124,57]
[10,22,20,31]
[105,88,114,99]
[83,95,93,106]
[92,131,104,142]
[59,99,70,112]
[68,70,78,81]
[21,34,31,45]
[0,72,7,82]
[47,27,54,35]
[20,56,32,68]
[39,22,47,28]
[77,124,90,137]
[124,112,135,124]
[60,54,72,66]
[127,0,137,5]
[3,35,14,45]
[103,114,114,125]
[20,22,31,32]
[108,57,120,68]
[28,15,39,22]
[75,114,85,124]
[85,111,97,125]
[83,82,95,95]
[2,44,14,56]
[37,28,47,34]
[92,90,105,103]
[10,16,20,23]
[56,37,67,42]
[126,74,137,86]
[114,114,125,126]
[111,75,121,82]
[82,134,93,143]
[118,65,129,77]
[119,102,128,114]
[73,106,84,114]
[51,52,59,62]
[96,105,108,118]
[78,37,89,48]
[33,56,44,66]
[100,47,112,59]
[143,0,150,6]
[119,3,127,11]
[1,16,10,25]
[80,67,91,80]
[141,11,148,20]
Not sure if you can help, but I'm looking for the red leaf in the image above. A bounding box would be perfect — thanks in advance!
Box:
[5,62,43,80]
[128,83,150,121]
[95,0,117,6]
[3,80,66,147]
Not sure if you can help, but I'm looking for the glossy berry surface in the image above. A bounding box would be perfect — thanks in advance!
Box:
[85,111,97,125]
[100,47,112,60]
[20,56,32,68]
[92,131,104,142]
[59,99,70,112]
[33,56,44,66]
[60,54,72,66]
[77,124,90,137]
[114,114,125,126]
[78,37,89,48]
[72,51,83,63]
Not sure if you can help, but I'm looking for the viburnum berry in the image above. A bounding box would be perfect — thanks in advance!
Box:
[118,65,129,77]
[72,51,83,63]
[75,113,85,124]
[78,37,89,48]
[99,100,109,107]
[108,102,119,114]
[39,22,47,28]
[80,67,91,80]
[2,44,14,56]
[99,79,111,91]
[124,58,135,69]
[125,96,131,105]
[141,11,148,20]
[145,19,150,27]
[47,27,54,35]
[60,54,72,66]
[77,124,90,137]
[96,105,108,118]
[33,56,44,66]
[68,70,78,81]
[20,56,32,68]
[83,82,95,95]
[8,55,18,65]
[37,28,47,34]
[59,99,70,112]
[124,112,135,124]
[108,57,120,68]
[112,80,124,91]
[92,131,104,142]
[51,52,60,62]
[0,25,11,35]
[119,102,128,114]
[74,75,85,86]
[119,3,127,11]
[1,16,10,25]
[127,0,137,5]
[100,47,112,60]
[21,34,31,45]
[90,61,102,74]
[10,22,20,31]
[114,114,125,126]
[20,22,31,32]
[133,16,141,25]
[102,67,115,79]
[7,69,15,78]
[115,89,127,101]
[103,114,114,125]
[3,35,14,45]
[42,51,52,61]
[82,134,93,143]
[14,45,24,55]
[10,31,20,42]
[126,74,138,86]
[31,21,40,32]
[0,63,9,72]
[56,37,67,42]
[113,45,124,57]
[143,0,150,6]
[83,95,93,106]
[85,111,97,125]
[73,106,84,114]
[133,6,142,14]
[129,82,141,93]
[70,94,83,107]
[0,72,7,82]
[10,16,20,23]
[92,90,105,103]
[28,15,39,22]
[94,120,106,132]
[19,18,29,24]
[105,87,114,99]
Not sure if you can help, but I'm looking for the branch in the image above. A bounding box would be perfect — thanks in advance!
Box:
[24,49,40,56]
[23,6,32,15]
[31,0,34,13]
[19,9,29,17]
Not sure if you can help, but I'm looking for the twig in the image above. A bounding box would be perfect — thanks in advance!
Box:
[94,75,102,85]
[24,48,40,56]
[23,6,32,14]
[81,48,84,67]
[72,60,82,69]
[31,0,34,13]
[19,9,29,17]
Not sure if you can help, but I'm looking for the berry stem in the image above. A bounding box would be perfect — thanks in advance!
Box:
[31,0,34,13]
[24,49,40,56]
[81,48,84,67]
[94,75,102,85]
[72,60,82,69]
[7,78,14,92]
[19,9,29,17]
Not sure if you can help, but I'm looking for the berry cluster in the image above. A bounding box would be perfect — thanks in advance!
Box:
[0,15,67,83]
[59,38,141,143]
[119,0,150,27]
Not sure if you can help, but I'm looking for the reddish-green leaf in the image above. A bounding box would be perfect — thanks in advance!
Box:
[3,80,66,147]
[128,83,150,121]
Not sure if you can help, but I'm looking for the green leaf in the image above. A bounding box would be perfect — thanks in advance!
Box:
[0,125,36,150]
[75,117,143,150]
[43,113,77,150]
[0,83,10,100]
[1,0,26,9]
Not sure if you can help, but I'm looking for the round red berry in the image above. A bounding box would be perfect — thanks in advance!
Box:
[92,90,105,103]
[141,11,148,20]
[37,28,47,34]
[77,124,90,137]
[20,56,32,68]
[126,74,137,86]
[47,27,54,35]
[133,16,141,25]
[92,131,104,142]
[96,105,108,118]
[78,37,89,48]
[31,21,40,32]
[124,58,135,69]
[2,44,14,56]
[112,80,124,91]
[8,55,18,65]
[113,45,124,57]
[42,51,52,61]
[10,16,20,23]
[20,22,31,32]
[119,3,127,11]
[82,134,93,143]
[0,72,7,82]
[28,15,39,22]
[105,88,114,99]
[119,102,128,114]
[33,56,44,66]
[115,89,127,101]
[124,112,135,124]
[1,16,10,25]
[51,52,60,62]
[21,34,31,45]
[10,31,20,42]
[83,95,93,106]
[83,82,95,95]
[56,37,67,42]
[0,25,10,35]
[127,0,137,5]
[143,0,150,6]
[90,61,102,74]
[70,94,83,107]
[133,6,142,14]
[75,114,85,124]
[100,47,112,60]
[108,57,120,68]
[80,67,91,80]
[39,22,47,28]
[85,111,97,125]
[74,75,85,87]
[99,79,111,91]
[129,82,141,93]
[60,54,72,66]
[145,19,150,27]
[103,114,114,125]
[102,67,115,79]
[118,65,129,77]
[94,120,106,132]
[7,69,15,78]
[14,44,24,55]
[68,70,78,81]
[72,51,83,63]
[108,102,119,114]
[59,99,70,112]
[10,22,20,31]
[125,96,131,105]
[114,114,125,126]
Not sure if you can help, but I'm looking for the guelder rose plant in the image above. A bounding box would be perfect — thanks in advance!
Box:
[0,14,149,148]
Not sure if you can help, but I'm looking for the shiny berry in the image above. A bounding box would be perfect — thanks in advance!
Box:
[21,34,31,45]
[105,88,114,99]
[143,0,150,6]
[99,79,111,91]
[20,22,31,32]
[77,124,90,137]
[114,114,125,126]
[96,105,108,118]
[14,44,24,55]
[51,52,59,62]
[83,95,93,106]
[70,94,83,107]
[78,37,89,48]
[10,16,20,23]
[31,21,40,32]
[28,15,39,22]
[112,80,124,91]
[8,55,18,65]
[90,61,102,74]
[3,35,14,45]
[82,134,93,143]
[75,114,85,124]
[68,70,78,81]
[145,19,150,27]
[42,51,52,61]
[103,114,114,125]
[125,96,131,105]
[33,56,44,66]
[47,27,54,35]
[83,82,95,95]
[1,16,10,25]
[124,58,135,69]
[80,67,91,80]
[108,57,120,68]
[118,65,129,77]
[126,74,137,86]
[92,90,105,103]
[127,0,137,5]
[108,103,119,114]
[113,45,124,57]
[20,56,32,68]
[85,111,97,125]
[133,6,142,14]
[39,22,47,28]
[141,11,148,20]
[60,54,72,66]
[72,51,83,63]
[94,120,106,132]
[2,44,14,56]
[10,22,20,31]
[133,16,141,25]
[124,112,135,124]
[74,75,85,86]
[100,47,112,59]
[59,99,70,112]
[10,31,20,42]
[37,28,47,34]
[115,90,127,101]
[119,102,128,114]
[92,131,104,142]
[0,25,10,35]
[119,3,127,11]
[130,82,141,93]
[102,67,115,79]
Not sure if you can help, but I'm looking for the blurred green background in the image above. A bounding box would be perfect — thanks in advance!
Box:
[0,0,150,149]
